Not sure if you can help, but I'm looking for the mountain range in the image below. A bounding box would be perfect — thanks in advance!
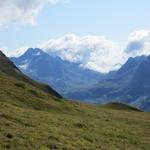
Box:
[68,55,150,111]
[11,48,102,97]
[11,48,150,111]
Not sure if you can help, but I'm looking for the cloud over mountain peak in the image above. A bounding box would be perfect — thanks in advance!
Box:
[3,30,150,73]
[40,34,125,73]
[125,30,150,56]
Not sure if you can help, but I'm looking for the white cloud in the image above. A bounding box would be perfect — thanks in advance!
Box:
[3,30,150,73]
[0,0,68,25]
[40,30,150,73]
[40,34,126,73]
[0,46,8,55]
[1,47,28,57]
[125,30,150,57]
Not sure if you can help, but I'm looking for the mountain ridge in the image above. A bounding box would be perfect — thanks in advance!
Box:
[11,48,103,96]
[10,48,150,111]
[68,55,150,111]
[0,50,62,98]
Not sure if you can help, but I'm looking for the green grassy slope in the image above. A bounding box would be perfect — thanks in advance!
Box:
[103,102,142,112]
[0,51,62,98]
[0,51,150,150]
[0,75,150,150]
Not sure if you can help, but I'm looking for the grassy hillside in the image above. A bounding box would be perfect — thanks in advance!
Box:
[103,102,142,112]
[0,51,62,98]
[0,74,150,150]
[0,51,150,150]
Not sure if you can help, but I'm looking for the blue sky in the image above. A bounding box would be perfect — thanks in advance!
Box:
[1,0,150,73]
[0,0,150,50]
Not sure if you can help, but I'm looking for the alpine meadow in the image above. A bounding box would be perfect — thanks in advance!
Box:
[0,0,150,150]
